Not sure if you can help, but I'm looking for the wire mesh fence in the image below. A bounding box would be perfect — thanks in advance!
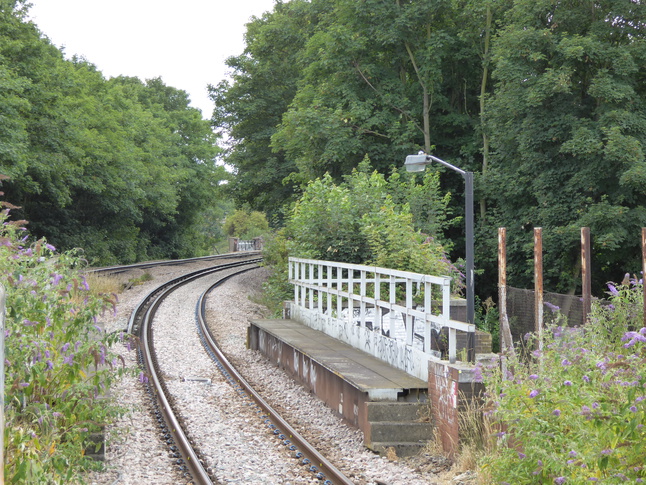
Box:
[505,286,587,344]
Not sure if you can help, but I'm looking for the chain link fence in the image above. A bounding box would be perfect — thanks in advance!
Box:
[505,286,587,344]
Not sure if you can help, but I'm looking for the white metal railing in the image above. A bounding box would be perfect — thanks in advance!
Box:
[287,257,475,380]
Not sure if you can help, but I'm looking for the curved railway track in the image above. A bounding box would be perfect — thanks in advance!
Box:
[124,255,354,485]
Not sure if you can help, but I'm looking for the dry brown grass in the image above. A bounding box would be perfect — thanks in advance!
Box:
[85,273,123,296]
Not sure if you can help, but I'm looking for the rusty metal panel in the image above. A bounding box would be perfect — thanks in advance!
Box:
[642,228,646,328]
[581,227,592,323]
[498,228,514,355]
[534,228,544,347]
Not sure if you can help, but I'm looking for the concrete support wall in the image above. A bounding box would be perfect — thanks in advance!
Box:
[428,361,484,457]
[248,323,367,430]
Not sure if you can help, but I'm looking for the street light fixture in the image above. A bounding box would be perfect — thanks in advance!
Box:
[405,153,475,333]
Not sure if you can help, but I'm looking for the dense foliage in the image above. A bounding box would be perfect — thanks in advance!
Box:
[1,209,131,483]
[1,1,226,265]
[215,0,646,299]
[480,277,645,483]
[223,209,269,239]
[261,161,463,313]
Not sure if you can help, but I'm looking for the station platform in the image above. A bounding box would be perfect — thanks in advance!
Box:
[248,319,433,456]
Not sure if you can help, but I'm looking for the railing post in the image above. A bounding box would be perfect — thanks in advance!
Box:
[360,269,367,330]
[317,262,323,313]
[424,278,432,353]
[337,266,343,320]
[307,263,314,309]
[405,279,414,345]
[374,272,382,336]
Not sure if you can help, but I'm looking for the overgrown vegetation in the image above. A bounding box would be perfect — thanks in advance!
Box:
[223,209,269,240]
[1,209,132,483]
[261,161,462,314]
[215,0,646,299]
[478,277,645,483]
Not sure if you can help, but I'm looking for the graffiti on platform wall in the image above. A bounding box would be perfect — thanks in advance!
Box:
[435,366,457,428]
[289,302,431,381]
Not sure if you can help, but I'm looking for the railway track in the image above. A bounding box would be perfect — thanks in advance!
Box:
[123,255,354,485]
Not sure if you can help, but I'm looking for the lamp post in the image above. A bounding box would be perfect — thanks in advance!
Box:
[404,153,475,330]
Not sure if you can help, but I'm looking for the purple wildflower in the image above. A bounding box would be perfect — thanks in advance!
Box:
[554,477,566,484]
[529,374,539,380]
[564,380,573,386]
[552,409,561,416]
[474,365,483,383]
[569,451,577,457]
[46,360,54,370]
[630,406,638,413]
[592,402,600,409]
[138,372,149,384]
[561,359,571,366]
[607,283,619,296]
[518,452,526,459]
[622,328,646,348]
[529,389,539,398]
[63,354,74,365]
[19,382,29,388]
[581,405,591,415]
[544,301,560,313]
[51,273,63,286]
[601,449,613,455]
[61,342,70,353]
[45,243,56,251]
[583,375,590,383]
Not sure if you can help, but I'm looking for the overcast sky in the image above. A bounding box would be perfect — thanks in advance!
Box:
[27,0,279,119]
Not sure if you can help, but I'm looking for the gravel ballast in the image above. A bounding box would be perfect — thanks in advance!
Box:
[88,261,473,485]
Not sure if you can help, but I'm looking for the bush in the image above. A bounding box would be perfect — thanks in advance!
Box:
[1,212,131,483]
[479,276,645,484]
[223,209,269,239]
[260,161,463,313]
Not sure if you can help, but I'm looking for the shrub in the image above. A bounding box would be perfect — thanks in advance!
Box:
[261,162,463,313]
[479,275,645,483]
[223,209,269,239]
[1,211,131,483]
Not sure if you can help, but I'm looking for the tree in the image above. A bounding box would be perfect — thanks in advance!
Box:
[223,209,269,239]
[0,3,226,264]
[484,0,646,293]
[210,0,325,222]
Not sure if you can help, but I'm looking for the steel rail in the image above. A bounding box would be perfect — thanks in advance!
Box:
[127,255,262,334]
[197,276,355,485]
[90,251,261,276]
[133,258,261,485]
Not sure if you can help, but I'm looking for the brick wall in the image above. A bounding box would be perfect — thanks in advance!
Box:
[428,360,484,457]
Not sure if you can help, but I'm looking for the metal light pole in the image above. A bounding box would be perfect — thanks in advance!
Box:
[405,154,475,328]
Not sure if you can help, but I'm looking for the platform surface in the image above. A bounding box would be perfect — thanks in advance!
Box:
[251,319,427,395]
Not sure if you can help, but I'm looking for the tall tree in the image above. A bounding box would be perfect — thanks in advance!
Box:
[485,0,646,292]
[210,0,324,222]
[0,2,225,264]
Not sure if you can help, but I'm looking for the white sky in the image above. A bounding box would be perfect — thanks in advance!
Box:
[27,0,279,119]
